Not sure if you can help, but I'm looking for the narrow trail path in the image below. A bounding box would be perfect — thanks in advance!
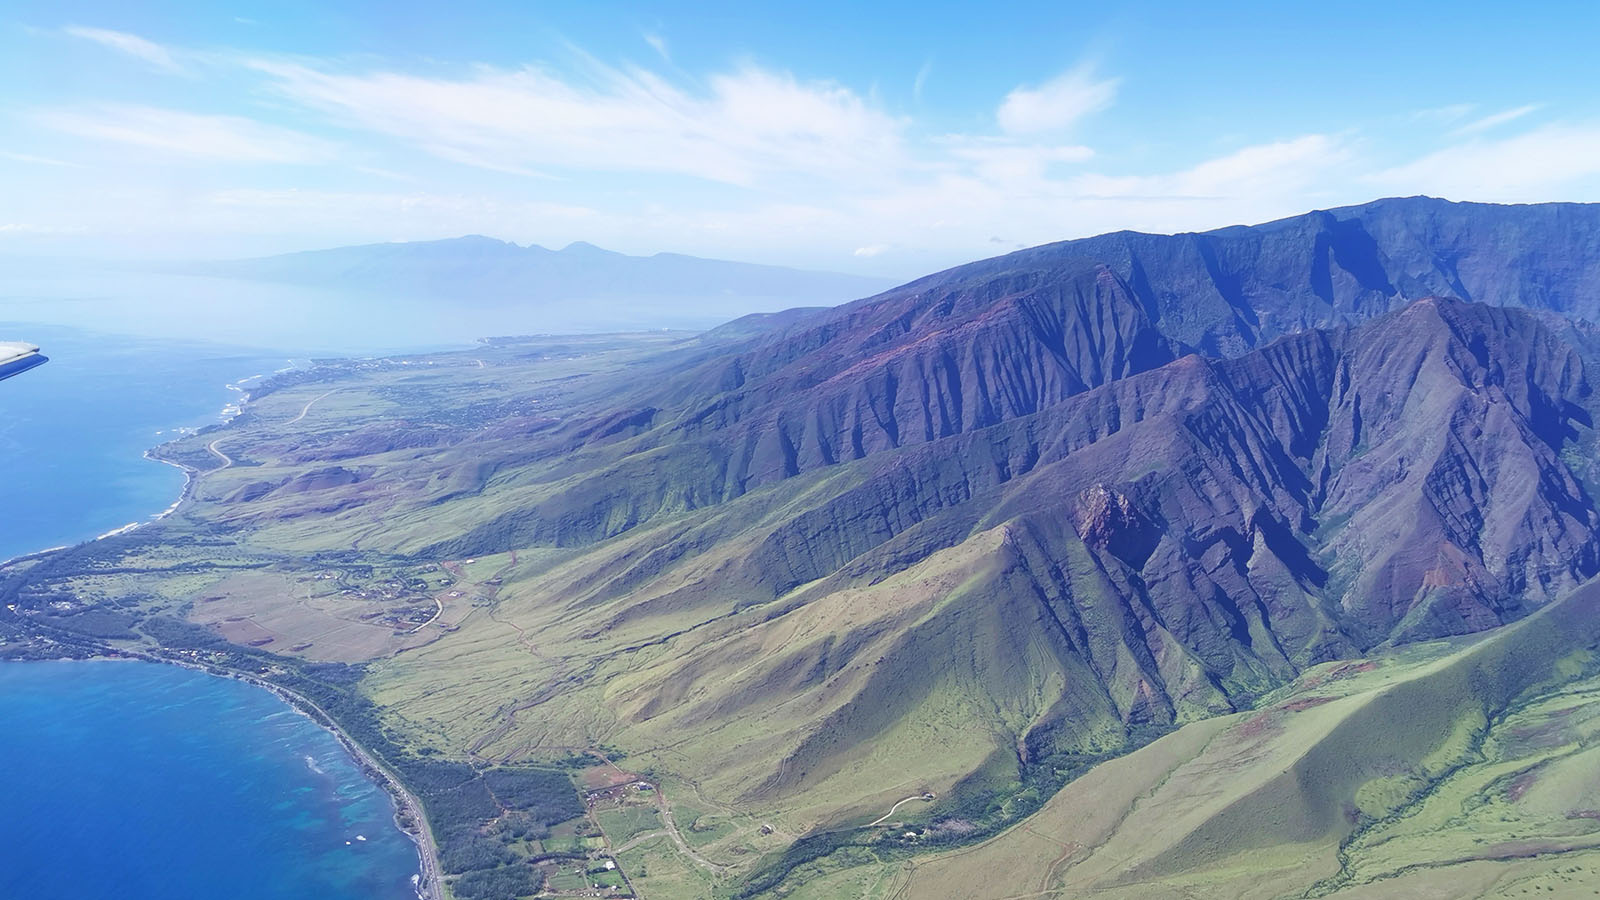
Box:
[288,389,336,425]
[612,830,669,854]
[868,792,936,827]
[655,785,730,874]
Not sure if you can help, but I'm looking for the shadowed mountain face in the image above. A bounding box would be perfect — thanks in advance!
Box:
[363,199,1600,804]
[516,197,1600,500]
[524,300,1600,778]
[791,195,1600,359]
[76,198,1600,830]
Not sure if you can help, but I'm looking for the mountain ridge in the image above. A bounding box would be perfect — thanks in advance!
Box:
[19,196,1600,898]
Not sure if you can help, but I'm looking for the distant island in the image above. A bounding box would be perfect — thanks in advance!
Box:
[171,237,895,332]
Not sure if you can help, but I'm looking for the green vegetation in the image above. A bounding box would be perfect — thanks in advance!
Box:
[616,834,717,900]
[14,311,1600,900]
[449,863,541,900]
[846,582,1600,899]
[595,803,663,846]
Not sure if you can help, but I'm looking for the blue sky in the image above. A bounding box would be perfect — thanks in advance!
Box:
[6,0,1600,276]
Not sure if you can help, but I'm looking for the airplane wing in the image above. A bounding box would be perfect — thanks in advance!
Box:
[0,342,47,381]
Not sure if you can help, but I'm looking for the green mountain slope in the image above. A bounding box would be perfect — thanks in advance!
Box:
[14,198,1600,898]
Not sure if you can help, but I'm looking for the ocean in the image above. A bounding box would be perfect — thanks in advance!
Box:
[0,322,289,561]
[0,315,451,899]
[0,660,421,900]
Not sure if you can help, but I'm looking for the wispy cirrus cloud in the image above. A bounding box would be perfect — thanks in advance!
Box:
[63,25,184,73]
[248,58,908,186]
[642,32,669,62]
[1071,134,1351,202]
[1368,123,1600,199]
[36,104,339,164]
[941,137,1095,182]
[1,150,84,168]
[1449,104,1540,137]
[32,24,1595,274]
[996,64,1118,135]
[0,223,87,235]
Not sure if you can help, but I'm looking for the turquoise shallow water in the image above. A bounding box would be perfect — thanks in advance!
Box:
[0,660,420,900]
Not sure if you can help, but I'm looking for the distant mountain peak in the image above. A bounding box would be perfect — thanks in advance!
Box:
[558,240,614,255]
[177,235,897,332]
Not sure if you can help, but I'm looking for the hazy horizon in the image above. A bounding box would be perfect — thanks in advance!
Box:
[7,2,1600,280]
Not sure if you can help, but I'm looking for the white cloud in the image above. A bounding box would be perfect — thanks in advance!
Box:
[996,65,1118,135]
[1449,104,1539,137]
[835,133,1357,267]
[0,151,83,168]
[943,138,1094,182]
[1071,135,1349,202]
[39,38,1600,277]
[913,59,933,103]
[249,59,907,186]
[1411,104,1476,124]
[63,26,183,73]
[35,105,339,164]
[0,223,86,235]
[643,33,669,62]
[1369,124,1600,199]
[205,187,589,217]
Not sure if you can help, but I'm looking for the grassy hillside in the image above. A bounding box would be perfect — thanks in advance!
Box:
[11,289,1600,897]
[835,577,1600,899]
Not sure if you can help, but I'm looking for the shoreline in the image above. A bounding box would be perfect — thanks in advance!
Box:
[0,359,447,898]
[11,651,446,900]
[212,662,445,900]
[1,362,290,568]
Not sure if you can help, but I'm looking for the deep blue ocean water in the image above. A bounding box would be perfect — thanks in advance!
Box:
[0,322,288,561]
[0,660,420,900]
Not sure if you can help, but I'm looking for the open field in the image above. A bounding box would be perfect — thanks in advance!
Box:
[597,803,664,845]
[617,834,718,900]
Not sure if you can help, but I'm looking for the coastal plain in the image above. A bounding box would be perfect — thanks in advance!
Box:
[16,198,1600,898]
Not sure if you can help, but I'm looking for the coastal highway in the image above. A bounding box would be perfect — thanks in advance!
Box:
[206,438,233,469]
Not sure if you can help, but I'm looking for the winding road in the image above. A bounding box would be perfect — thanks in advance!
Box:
[868,792,937,827]
[206,438,233,469]
[409,596,444,634]
[288,389,336,425]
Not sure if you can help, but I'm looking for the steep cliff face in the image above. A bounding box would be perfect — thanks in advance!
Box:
[664,263,1182,485]
[683,299,1600,795]
[182,198,1600,822]
[384,295,1600,811]
[1309,299,1597,640]
[417,199,1600,561]
[565,197,1600,490]
[432,296,1571,814]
